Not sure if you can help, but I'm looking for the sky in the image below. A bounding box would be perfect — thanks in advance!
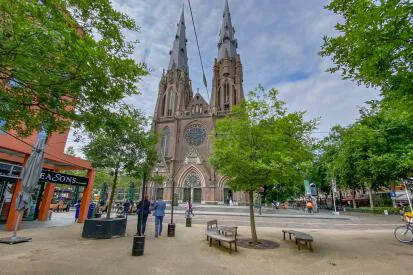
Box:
[67,0,379,152]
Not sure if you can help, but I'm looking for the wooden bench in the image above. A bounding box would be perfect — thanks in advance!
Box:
[206,220,238,254]
[282,230,313,251]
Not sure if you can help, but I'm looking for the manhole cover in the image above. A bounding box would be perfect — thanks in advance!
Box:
[237,239,280,249]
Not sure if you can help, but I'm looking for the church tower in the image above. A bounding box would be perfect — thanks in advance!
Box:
[150,1,248,206]
[210,0,244,115]
[154,5,193,121]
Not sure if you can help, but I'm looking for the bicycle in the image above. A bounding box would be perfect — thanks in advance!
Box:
[394,213,413,243]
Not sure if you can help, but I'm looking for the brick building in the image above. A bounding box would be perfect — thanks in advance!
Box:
[148,1,248,205]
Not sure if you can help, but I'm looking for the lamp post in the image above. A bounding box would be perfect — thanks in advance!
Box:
[132,170,146,256]
[168,179,176,237]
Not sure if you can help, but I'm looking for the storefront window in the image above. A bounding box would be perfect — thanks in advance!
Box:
[11,166,22,178]
[0,163,12,176]
[0,181,14,222]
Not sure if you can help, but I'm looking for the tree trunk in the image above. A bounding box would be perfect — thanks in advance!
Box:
[367,184,374,209]
[106,166,119,219]
[352,189,357,208]
[248,191,258,245]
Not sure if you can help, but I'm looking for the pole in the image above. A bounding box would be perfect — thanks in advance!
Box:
[167,179,176,237]
[170,180,175,224]
[332,178,337,214]
[139,171,146,236]
[404,181,413,213]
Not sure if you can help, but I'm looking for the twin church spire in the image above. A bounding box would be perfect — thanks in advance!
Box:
[167,0,238,74]
[160,0,243,118]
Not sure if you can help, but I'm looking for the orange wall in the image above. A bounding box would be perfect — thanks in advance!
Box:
[0,129,92,170]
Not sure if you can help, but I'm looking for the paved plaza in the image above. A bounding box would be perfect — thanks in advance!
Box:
[0,210,412,275]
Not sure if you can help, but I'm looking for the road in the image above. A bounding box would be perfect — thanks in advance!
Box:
[131,211,403,230]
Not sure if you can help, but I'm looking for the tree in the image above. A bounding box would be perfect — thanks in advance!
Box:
[320,0,412,98]
[0,0,147,136]
[83,107,156,219]
[210,85,316,245]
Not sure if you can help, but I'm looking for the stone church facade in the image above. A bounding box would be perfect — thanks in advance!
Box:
[148,1,248,205]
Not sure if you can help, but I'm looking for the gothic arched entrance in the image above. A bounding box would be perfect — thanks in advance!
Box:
[179,167,204,204]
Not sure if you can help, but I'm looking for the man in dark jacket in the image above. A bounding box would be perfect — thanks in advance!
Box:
[136,195,150,235]
[123,200,131,218]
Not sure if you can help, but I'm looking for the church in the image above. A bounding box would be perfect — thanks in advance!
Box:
[149,0,248,205]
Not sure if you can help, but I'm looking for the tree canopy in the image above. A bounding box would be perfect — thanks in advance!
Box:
[0,0,147,136]
[83,107,156,218]
[320,0,412,98]
[210,85,316,244]
[317,0,413,208]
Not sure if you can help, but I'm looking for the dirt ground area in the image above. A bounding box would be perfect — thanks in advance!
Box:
[0,221,412,275]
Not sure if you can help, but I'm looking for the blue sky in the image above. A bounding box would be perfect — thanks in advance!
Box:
[68,0,379,149]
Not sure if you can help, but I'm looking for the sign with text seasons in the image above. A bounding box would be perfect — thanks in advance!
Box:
[39,171,89,187]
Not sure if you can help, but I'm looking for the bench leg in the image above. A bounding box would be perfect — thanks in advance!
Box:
[289,233,292,240]
[309,242,313,252]
[283,232,286,240]
[218,240,221,247]
[229,243,232,254]
[209,238,212,247]
[235,241,237,252]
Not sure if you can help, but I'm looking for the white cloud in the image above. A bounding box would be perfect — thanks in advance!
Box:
[67,0,380,152]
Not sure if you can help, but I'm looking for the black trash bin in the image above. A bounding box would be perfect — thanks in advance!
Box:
[132,235,145,256]
[186,217,191,227]
[167,223,175,237]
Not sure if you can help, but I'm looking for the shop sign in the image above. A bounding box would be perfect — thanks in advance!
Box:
[39,171,88,187]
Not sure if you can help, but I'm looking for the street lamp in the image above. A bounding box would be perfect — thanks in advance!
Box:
[167,179,176,237]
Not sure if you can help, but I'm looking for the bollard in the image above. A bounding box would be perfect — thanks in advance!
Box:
[167,223,175,237]
[132,235,145,256]
[186,217,192,227]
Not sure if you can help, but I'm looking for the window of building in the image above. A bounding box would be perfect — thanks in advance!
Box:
[224,81,229,104]
[224,80,230,111]
[233,86,237,105]
[0,120,6,134]
[167,91,174,116]
[161,94,166,116]
[161,127,170,157]
[7,78,23,89]
[217,89,221,109]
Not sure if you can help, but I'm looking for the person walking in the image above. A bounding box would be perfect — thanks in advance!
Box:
[136,195,150,236]
[74,200,81,222]
[185,200,194,217]
[306,199,313,214]
[153,197,166,238]
[123,200,131,218]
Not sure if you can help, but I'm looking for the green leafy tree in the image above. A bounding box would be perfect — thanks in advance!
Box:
[320,0,412,98]
[210,85,316,244]
[83,107,156,219]
[0,0,147,136]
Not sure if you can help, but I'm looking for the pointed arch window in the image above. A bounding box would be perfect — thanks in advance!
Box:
[217,89,221,110]
[224,80,230,110]
[161,94,166,116]
[161,127,170,157]
[167,91,174,116]
[233,86,237,105]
